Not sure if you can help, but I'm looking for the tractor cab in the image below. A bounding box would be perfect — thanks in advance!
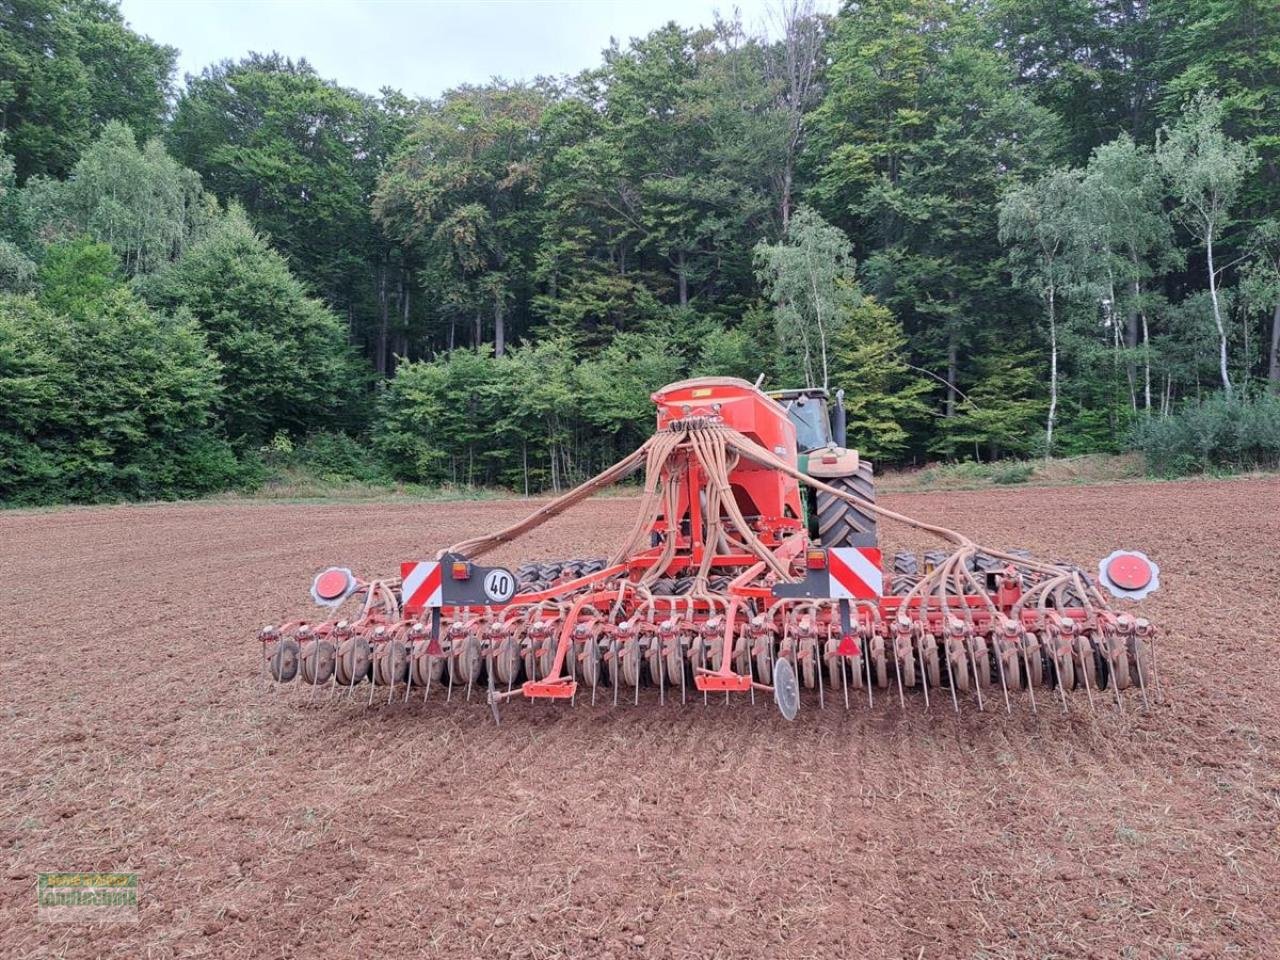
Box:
[768,387,847,454]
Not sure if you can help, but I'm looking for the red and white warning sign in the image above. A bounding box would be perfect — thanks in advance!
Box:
[400,561,443,613]
[827,547,884,600]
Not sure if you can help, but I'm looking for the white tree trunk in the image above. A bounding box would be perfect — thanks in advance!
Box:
[1268,297,1280,392]
[1046,287,1058,458]
[1141,310,1152,411]
[1206,233,1233,397]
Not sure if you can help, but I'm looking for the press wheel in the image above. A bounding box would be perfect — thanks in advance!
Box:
[754,639,773,685]
[970,637,992,691]
[451,636,481,684]
[581,636,602,688]
[409,642,444,686]
[949,641,969,692]
[620,640,641,687]
[1110,634,1132,690]
[1127,635,1151,689]
[372,639,408,686]
[921,636,941,687]
[1023,633,1044,688]
[800,637,819,689]
[299,638,335,685]
[268,637,300,683]
[870,635,889,688]
[493,636,520,686]
[1054,645,1075,691]
[335,636,371,686]
[666,637,686,687]
[1074,635,1097,691]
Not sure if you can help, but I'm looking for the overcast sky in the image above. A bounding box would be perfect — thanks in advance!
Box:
[119,0,803,99]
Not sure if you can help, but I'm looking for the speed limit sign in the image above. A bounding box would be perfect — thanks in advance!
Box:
[483,568,516,603]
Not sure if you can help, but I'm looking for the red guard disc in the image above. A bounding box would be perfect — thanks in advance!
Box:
[1106,553,1152,591]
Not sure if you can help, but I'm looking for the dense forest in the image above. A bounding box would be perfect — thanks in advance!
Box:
[2,0,1279,505]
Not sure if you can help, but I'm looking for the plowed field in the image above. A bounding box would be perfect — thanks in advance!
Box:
[3,478,1278,959]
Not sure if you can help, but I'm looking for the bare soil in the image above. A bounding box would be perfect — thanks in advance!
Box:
[2,478,1278,959]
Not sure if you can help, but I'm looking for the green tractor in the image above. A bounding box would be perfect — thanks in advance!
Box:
[768,386,878,549]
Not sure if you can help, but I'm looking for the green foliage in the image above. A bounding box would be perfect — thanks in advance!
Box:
[1154,0,1280,217]
[0,286,236,505]
[36,238,120,313]
[807,0,1059,428]
[374,83,549,356]
[261,430,388,484]
[0,150,36,290]
[829,298,931,461]
[990,461,1035,485]
[932,347,1048,460]
[755,206,861,389]
[1131,393,1280,474]
[167,55,399,316]
[575,330,685,447]
[28,121,211,275]
[0,0,176,181]
[139,207,366,445]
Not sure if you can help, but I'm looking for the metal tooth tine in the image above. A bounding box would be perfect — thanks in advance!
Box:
[1075,637,1095,712]
[993,636,1011,715]
[791,647,801,711]
[612,638,620,708]
[446,643,455,703]
[767,640,777,709]
[658,638,665,707]
[1105,634,1124,712]
[915,635,930,712]
[487,646,500,723]
[1020,636,1037,715]
[569,639,578,708]
[681,637,688,705]
[1148,637,1162,705]
[816,641,825,711]
[1053,638,1069,715]
[702,641,710,707]
[968,637,985,712]
[865,637,874,709]
[943,640,960,715]
[423,655,434,703]
[465,638,475,702]
[1133,636,1152,710]
[591,638,599,707]
[635,641,642,707]
[894,642,906,711]
[506,637,515,697]
[841,649,850,711]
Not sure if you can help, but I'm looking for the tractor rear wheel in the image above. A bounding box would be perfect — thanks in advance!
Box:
[815,460,877,549]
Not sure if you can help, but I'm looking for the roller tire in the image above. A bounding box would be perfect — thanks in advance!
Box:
[815,461,878,549]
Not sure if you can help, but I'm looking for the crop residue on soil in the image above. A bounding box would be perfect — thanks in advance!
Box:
[2,478,1279,959]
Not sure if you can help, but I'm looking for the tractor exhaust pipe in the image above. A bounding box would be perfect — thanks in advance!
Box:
[833,389,847,448]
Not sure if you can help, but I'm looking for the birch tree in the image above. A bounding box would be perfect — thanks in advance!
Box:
[999,168,1094,456]
[1082,134,1177,411]
[754,205,859,389]
[1156,93,1256,398]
